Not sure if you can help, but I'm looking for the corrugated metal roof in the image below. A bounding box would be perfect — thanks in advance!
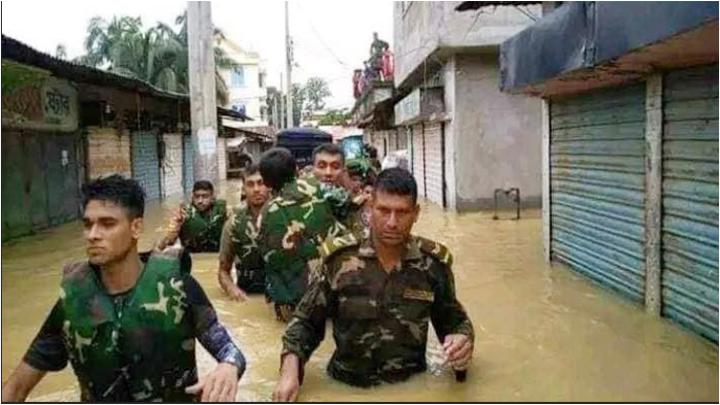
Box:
[2,35,188,100]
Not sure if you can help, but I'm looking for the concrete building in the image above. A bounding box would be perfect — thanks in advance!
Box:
[1,35,246,241]
[217,36,268,126]
[390,1,543,211]
[501,2,718,342]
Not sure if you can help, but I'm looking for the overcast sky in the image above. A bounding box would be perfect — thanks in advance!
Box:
[1,1,394,109]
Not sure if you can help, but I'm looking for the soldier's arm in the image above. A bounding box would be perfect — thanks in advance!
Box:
[217,219,247,301]
[157,205,186,250]
[430,259,474,342]
[280,268,334,380]
[186,275,247,377]
[3,300,67,401]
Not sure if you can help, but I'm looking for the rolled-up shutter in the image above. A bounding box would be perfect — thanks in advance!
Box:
[411,124,425,198]
[424,122,443,206]
[132,131,161,200]
[550,84,646,302]
[661,65,718,342]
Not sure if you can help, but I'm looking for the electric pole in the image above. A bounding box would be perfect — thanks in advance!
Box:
[187,1,218,184]
[285,1,294,128]
[279,72,285,129]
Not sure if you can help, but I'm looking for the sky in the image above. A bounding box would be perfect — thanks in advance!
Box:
[1,0,394,110]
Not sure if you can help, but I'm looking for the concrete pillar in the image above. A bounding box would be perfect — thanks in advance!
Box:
[541,98,551,262]
[644,73,663,315]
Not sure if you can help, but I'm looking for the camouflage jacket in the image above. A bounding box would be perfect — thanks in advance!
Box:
[281,232,474,387]
[257,178,346,306]
[227,206,265,293]
[60,249,198,401]
[179,199,227,253]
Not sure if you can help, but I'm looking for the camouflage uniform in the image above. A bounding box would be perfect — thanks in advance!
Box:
[281,232,474,387]
[257,177,346,308]
[179,199,228,253]
[54,248,246,401]
[220,206,265,293]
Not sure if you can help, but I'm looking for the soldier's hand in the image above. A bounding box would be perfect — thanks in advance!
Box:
[228,286,248,302]
[185,362,239,402]
[443,334,473,371]
[273,355,301,402]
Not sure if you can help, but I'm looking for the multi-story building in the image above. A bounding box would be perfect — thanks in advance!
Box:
[390,1,544,211]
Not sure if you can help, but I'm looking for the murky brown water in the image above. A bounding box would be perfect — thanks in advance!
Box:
[2,180,718,402]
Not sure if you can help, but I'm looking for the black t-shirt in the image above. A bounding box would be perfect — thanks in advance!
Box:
[23,254,244,377]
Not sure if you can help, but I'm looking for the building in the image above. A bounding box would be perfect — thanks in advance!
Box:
[500,2,718,341]
[217,36,268,126]
[1,35,247,241]
[388,1,543,210]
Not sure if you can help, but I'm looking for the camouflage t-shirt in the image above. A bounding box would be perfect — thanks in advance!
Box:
[257,178,346,306]
[281,232,474,387]
[219,207,265,293]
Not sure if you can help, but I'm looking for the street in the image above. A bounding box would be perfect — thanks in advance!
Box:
[2,180,717,402]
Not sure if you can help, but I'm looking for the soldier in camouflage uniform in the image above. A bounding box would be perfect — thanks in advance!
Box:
[273,168,473,400]
[2,175,246,402]
[257,148,346,322]
[308,143,355,223]
[157,180,228,253]
[344,159,376,238]
[218,164,270,300]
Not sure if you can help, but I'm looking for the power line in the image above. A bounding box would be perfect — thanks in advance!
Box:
[295,2,351,69]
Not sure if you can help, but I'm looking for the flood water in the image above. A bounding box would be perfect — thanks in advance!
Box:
[2,180,718,402]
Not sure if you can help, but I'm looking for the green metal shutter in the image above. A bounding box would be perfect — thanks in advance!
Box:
[661,65,719,342]
[132,131,161,200]
[550,84,646,302]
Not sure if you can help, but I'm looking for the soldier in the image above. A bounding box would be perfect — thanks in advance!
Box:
[218,164,270,300]
[157,180,228,253]
[273,168,474,400]
[1,175,246,402]
[311,143,367,225]
[344,159,376,238]
[257,148,346,322]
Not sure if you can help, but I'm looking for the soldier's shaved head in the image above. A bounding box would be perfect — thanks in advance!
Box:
[374,168,417,205]
[260,147,297,191]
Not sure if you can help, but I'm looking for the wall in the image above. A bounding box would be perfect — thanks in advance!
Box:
[162,134,184,198]
[393,1,540,88]
[217,137,227,181]
[86,127,131,179]
[452,53,542,210]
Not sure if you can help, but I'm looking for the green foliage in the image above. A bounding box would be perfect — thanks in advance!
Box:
[304,77,331,113]
[1,60,50,95]
[75,13,236,104]
[318,109,351,126]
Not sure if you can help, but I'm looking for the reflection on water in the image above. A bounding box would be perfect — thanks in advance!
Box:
[2,181,717,402]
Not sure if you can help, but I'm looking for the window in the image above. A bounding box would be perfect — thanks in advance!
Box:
[231,67,245,87]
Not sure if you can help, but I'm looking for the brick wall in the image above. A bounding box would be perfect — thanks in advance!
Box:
[162,134,183,198]
[86,127,131,179]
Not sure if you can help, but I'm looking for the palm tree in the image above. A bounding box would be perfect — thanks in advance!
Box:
[76,14,236,103]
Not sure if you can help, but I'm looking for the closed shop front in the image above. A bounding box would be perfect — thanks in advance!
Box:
[660,65,718,341]
[161,133,184,198]
[132,131,161,201]
[424,122,444,206]
[1,130,80,241]
[550,84,647,302]
[411,124,425,198]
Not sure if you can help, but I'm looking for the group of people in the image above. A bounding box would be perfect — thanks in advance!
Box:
[353,32,394,98]
[2,142,474,402]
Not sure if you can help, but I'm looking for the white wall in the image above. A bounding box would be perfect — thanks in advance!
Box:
[162,134,184,197]
[451,53,542,210]
[393,1,540,88]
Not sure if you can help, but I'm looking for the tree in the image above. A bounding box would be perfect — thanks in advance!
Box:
[290,83,306,127]
[75,14,236,105]
[304,77,331,114]
[318,109,351,126]
[55,44,67,60]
